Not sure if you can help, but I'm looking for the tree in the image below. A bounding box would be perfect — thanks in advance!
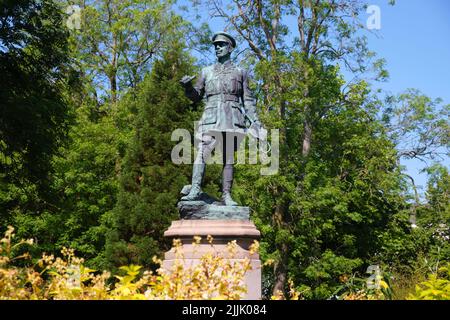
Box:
[381,89,449,225]
[382,89,449,163]
[104,44,205,269]
[19,0,192,266]
[425,165,449,218]
[0,0,74,226]
[7,0,212,268]
[415,164,450,255]
[192,0,403,297]
[64,0,187,103]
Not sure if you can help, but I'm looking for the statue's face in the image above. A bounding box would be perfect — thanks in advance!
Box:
[214,41,232,58]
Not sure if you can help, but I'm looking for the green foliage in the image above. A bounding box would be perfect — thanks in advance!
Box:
[0,0,74,226]
[236,57,409,298]
[382,89,449,162]
[416,165,450,265]
[302,251,363,299]
[333,267,393,300]
[104,44,203,269]
[408,263,450,300]
[424,164,450,221]
[193,0,449,299]
[1,0,448,300]
[2,0,199,270]
[8,101,133,268]
[198,0,413,298]
[64,0,188,102]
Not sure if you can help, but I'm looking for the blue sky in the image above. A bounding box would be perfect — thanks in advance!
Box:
[367,0,450,103]
[363,0,450,196]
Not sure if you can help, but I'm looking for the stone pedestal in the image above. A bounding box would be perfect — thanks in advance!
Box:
[163,219,261,300]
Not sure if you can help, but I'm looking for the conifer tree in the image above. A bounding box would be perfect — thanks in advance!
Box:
[0,0,73,228]
[105,45,204,268]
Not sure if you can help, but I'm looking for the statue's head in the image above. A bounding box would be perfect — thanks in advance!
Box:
[212,32,236,59]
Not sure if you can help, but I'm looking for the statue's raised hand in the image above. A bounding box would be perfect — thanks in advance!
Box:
[180,75,196,87]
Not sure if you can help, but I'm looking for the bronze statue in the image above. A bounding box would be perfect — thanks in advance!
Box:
[180,32,263,206]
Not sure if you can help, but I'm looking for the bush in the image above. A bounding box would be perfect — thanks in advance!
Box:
[0,226,256,300]
[408,263,450,300]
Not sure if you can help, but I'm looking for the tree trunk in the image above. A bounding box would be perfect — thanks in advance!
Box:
[272,243,289,298]
[272,203,289,298]
[110,34,118,103]
[110,71,117,103]
[302,119,312,156]
[405,174,420,226]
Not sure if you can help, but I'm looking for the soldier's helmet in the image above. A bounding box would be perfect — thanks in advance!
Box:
[212,32,236,49]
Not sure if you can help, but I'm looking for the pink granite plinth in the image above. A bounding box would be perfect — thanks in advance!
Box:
[163,220,261,300]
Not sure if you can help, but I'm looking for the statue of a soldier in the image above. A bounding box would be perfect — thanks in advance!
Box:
[180,32,263,206]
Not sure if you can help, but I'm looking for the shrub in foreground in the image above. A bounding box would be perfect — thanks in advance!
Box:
[0,227,256,300]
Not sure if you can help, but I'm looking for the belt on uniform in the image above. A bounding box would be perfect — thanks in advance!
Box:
[206,94,240,102]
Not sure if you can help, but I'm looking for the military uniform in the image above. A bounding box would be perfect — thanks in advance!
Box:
[181,32,261,205]
[186,60,259,140]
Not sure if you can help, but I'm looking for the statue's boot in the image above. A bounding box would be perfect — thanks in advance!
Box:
[181,163,205,201]
[221,164,238,206]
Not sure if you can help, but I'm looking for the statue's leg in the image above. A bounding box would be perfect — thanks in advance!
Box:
[181,135,215,201]
[221,133,238,206]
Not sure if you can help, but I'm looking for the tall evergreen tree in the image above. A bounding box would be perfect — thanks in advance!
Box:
[105,45,204,268]
[0,0,74,227]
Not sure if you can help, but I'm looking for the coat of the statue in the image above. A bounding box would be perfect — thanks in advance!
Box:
[186,60,259,139]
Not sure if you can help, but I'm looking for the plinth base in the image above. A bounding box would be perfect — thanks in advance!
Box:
[163,220,261,300]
